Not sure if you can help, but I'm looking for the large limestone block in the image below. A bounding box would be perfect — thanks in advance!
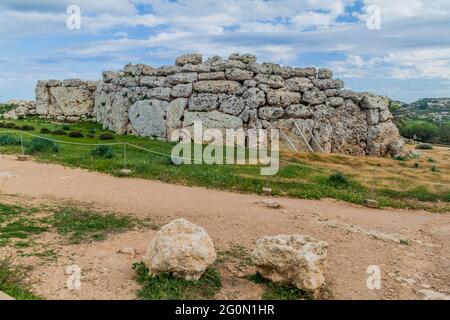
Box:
[266,90,302,107]
[243,88,266,109]
[330,100,368,156]
[171,83,193,98]
[258,106,284,121]
[285,104,313,119]
[312,79,344,90]
[188,93,219,111]
[143,219,216,281]
[167,73,198,85]
[49,86,94,116]
[175,53,203,66]
[198,72,225,81]
[254,74,284,89]
[367,122,402,156]
[302,91,327,105]
[251,234,328,292]
[193,80,242,94]
[285,78,314,93]
[128,99,169,138]
[361,93,389,110]
[225,68,254,81]
[219,95,246,116]
[183,110,243,130]
[167,98,188,129]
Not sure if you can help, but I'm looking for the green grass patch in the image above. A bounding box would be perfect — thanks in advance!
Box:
[0,258,41,300]
[247,274,312,300]
[133,262,222,300]
[51,207,136,243]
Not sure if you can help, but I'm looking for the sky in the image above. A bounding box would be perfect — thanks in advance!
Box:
[0,0,449,103]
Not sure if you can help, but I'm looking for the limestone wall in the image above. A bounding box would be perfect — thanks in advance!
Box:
[92,53,404,157]
[35,79,97,121]
[32,53,405,157]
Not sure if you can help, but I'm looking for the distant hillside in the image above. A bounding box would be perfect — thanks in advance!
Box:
[391,98,450,123]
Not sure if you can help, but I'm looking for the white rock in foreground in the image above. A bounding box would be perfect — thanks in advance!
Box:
[251,234,328,292]
[143,219,216,280]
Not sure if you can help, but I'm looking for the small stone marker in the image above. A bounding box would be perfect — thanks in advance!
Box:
[17,155,30,161]
[119,169,132,176]
[364,199,378,208]
[262,187,272,196]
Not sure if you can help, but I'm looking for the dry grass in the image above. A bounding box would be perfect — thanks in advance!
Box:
[282,145,449,197]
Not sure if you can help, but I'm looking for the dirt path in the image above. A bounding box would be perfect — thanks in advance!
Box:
[0,154,449,300]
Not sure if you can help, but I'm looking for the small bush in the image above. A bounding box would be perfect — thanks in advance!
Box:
[99,133,115,141]
[393,155,407,161]
[414,163,420,169]
[0,135,20,146]
[68,131,83,138]
[52,129,67,135]
[88,128,96,135]
[20,125,35,131]
[91,145,114,159]
[13,125,21,130]
[87,133,95,138]
[0,122,5,128]
[62,124,71,131]
[40,128,51,134]
[431,166,439,173]
[416,143,433,150]
[327,172,349,186]
[25,138,59,154]
[427,158,435,162]
[4,123,15,128]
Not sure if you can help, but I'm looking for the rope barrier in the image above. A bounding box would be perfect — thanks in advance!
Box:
[0,129,313,169]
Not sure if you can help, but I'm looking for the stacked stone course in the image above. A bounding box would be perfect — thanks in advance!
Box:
[32,53,404,157]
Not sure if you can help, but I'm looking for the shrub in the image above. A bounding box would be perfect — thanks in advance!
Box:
[414,163,420,169]
[91,145,114,159]
[40,128,51,134]
[62,124,71,131]
[99,133,115,141]
[20,125,35,131]
[88,128,96,135]
[0,122,5,128]
[416,143,433,150]
[87,133,95,138]
[327,172,349,186]
[4,123,15,128]
[0,135,20,146]
[68,131,83,138]
[52,129,67,135]
[25,138,59,154]
[13,125,21,130]
[431,166,439,173]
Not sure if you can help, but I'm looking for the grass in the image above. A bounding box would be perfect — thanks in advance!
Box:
[247,274,313,300]
[0,201,138,245]
[50,207,137,244]
[0,118,449,213]
[0,258,41,300]
[133,262,222,300]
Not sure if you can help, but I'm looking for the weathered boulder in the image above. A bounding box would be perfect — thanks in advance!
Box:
[167,98,188,130]
[361,93,389,110]
[167,73,198,85]
[243,88,266,109]
[49,87,94,116]
[143,219,216,281]
[188,93,219,111]
[254,74,284,89]
[285,104,313,119]
[318,68,333,79]
[302,91,327,105]
[128,99,169,138]
[285,77,314,93]
[225,68,254,81]
[140,76,167,88]
[175,53,203,66]
[258,106,284,121]
[367,122,402,156]
[219,95,246,116]
[183,110,243,130]
[193,80,242,94]
[251,234,328,292]
[267,90,302,107]
[198,72,225,81]
[171,83,193,98]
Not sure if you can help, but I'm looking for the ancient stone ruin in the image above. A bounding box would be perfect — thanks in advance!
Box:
[30,53,404,156]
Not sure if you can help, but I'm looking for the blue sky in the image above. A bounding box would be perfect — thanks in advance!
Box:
[0,0,449,103]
